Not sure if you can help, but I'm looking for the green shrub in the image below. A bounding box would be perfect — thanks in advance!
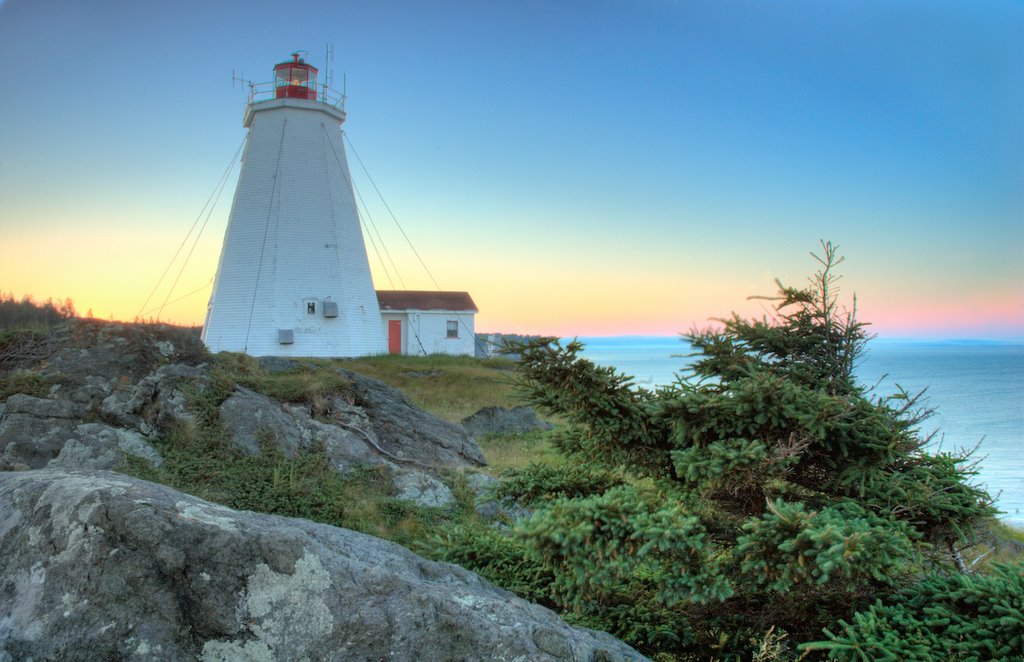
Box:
[805,562,1024,660]
[436,523,555,604]
[439,243,1002,659]
[735,499,915,593]
[494,461,621,504]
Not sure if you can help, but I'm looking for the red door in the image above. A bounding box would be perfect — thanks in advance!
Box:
[388,320,402,355]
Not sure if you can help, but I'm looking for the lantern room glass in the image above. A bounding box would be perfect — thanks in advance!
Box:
[273,57,318,100]
[276,66,315,87]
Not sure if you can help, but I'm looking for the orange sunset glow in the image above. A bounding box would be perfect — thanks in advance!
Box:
[0,1,1020,342]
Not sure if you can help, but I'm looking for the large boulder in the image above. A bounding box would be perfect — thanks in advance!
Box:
[218,386,312,457]
[0,395,84,470]
[215,372,488,474]
[216,388,460,508]
[461,405,554,438]
[0,470,645,661]
[49,423,164,471]
[392,470,456,508]
[217,387,396,474]
[339,369,487,468]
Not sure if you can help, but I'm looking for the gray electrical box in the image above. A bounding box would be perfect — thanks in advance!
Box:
[323,301,339,318]
[278,329,294,345]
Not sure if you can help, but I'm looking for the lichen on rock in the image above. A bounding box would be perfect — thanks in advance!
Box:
[0,470,645,661]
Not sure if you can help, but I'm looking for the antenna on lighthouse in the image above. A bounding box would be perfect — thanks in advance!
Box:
[232,69,255,105]
[325,43,335,89]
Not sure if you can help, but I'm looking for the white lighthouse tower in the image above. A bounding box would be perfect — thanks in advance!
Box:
[202,53,386,357]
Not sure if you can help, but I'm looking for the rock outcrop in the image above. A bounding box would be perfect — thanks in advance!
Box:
[0,394,84,470]
[99,363,203,436]
[40,322,207,408]
[0,320,646,659]
[0,322,485,497]
[0,469,645,661]
[340,369,487,467]
[461,405,554,438]
[215,375,486,473]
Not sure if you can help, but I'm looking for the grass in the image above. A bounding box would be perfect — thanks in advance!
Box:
[126,438,452,549]
[473,431,564,476]
[967,518,1024,568]
[213,352,351,414]
[994,519,1024,544]
[336,353,521,423]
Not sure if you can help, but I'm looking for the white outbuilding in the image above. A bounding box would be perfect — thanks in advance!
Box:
[377,291,478,356]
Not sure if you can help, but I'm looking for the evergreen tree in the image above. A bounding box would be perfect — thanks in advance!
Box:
[441,243,1016,659]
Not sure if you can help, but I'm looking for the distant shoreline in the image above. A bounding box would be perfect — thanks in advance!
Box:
[540,334,1024,346]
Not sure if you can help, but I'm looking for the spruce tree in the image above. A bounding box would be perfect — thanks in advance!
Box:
[440,243,1015,659]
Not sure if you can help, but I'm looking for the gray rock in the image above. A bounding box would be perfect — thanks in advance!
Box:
[39,322,205,409]
[218,387,306,456]
[1,394,82,420]
[462,405,554,438]
[101,363,203,435]
[0,425,72,471]
[0,470,646,661]
[214,373,485,473]
[217,388,396,474]
[49,423,164,470]
[466,472,533,523]
[46,374,115,406]
[393,470,455,508]
[0,395,83,470]
[41,344,137,407]
[283,401,395,472]
[0,395,163,473]
[339,369,487,468]
[466,471,499,497]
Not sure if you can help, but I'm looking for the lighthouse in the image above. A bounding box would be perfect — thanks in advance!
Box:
[202,53,386,357]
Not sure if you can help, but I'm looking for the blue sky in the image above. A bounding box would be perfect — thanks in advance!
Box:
[1,0,1021,338]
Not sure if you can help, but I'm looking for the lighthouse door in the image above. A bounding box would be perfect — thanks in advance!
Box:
[388,320,402,355]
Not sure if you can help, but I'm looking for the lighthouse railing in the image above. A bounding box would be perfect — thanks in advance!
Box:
[246,81,346,111]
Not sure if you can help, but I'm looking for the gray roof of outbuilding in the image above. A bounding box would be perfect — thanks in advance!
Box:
[376,290,478,312]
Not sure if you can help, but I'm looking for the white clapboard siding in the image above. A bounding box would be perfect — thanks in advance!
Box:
[202,97,385,357]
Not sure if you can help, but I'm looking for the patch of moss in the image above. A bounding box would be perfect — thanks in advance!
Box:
[210,353,351,414]
[0,370,52,399]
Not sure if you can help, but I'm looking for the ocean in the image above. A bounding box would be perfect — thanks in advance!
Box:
[572,336,1024,527]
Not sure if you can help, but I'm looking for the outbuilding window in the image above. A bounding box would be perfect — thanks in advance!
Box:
[446,321,459,338]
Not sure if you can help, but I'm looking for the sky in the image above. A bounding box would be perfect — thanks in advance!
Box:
[0,0,1021,340]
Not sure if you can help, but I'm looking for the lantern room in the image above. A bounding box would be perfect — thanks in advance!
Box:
[273,52,318,100]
